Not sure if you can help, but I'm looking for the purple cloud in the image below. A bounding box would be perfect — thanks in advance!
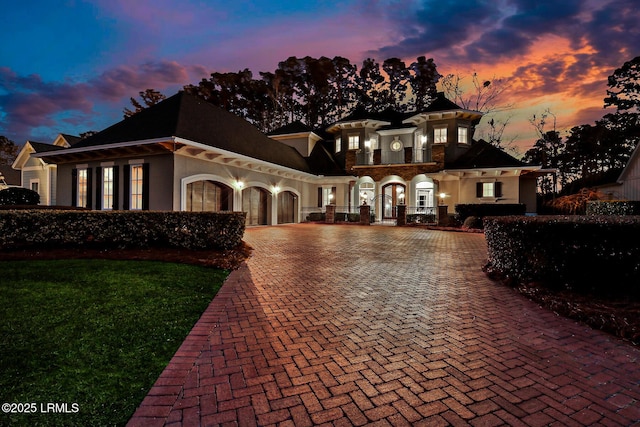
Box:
[0,61,191,143]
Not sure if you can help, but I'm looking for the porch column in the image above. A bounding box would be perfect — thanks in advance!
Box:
[396,204,407,226]
[325,204,336,224]
[438,205,449,226]
[360,204,371,225]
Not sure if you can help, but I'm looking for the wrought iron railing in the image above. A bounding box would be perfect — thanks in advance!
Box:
[405,206,437,224]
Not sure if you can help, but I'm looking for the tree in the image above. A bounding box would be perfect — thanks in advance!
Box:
[123,89,167,118]
[0,135,19,165]
[409,56,440,111]
[604,55,640,113]
[523,109,564,195]
[382,58,410,110]
[440,72,513,148]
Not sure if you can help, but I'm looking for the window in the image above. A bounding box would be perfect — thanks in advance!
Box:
[434,127,447,144]
[130,165,143,210]
[348,135,359,150]
[335,137,341,153]
[477,182,502,198]
[77,169,87,207]
[102,167,114,210]
[458,126,468,144]
[414,132,426,162]
[30,180,39,193]
[482,182,494,197]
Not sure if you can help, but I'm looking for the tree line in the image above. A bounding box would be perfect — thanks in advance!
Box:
[523,55,640,196]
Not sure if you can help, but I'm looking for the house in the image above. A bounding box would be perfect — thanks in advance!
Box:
[32,91,547,223]
[597,142,640,200]
[12,134,80,204]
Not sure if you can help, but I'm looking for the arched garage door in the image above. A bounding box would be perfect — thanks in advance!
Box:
[186,180,232,212]
[278,191,297,224]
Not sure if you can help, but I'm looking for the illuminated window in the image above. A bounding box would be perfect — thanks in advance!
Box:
[77,169,87,207]
[102,167,114,210]
[434,127,447,144]
[130,165,143,210]
[458,126,468,144]
[348,135,359,150]
[482,182,494,197]
[335,137,341,153]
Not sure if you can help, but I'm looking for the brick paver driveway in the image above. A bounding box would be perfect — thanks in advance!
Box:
[129,224,640,426]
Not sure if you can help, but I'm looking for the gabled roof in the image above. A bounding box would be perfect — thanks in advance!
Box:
[306,141,346,176]
[59,134,82,146]
[268,121,313,136]
[71,92,313,173]
[446,140,525,169]
[422,92,464,112]
[30,141,68,153]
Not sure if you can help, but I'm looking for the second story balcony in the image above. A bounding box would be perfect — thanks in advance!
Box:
[356,147,432,166]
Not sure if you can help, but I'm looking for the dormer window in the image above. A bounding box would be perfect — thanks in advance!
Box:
[434,126,447,144]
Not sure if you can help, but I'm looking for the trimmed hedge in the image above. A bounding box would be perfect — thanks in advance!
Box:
[0,210,246,251]
[0,187,40,205]
[484,215,640,296]
[587,200,640,215]
[455,203,526,224]
[407,213,436,224]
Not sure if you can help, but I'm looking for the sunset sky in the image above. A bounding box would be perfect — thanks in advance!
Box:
[1,0,638,155]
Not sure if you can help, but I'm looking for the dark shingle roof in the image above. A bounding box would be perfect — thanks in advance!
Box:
[306,141,346,176]
[446,140,524,169]
[422,92,463,112]
[268,121,313,135]
[60,134,82,145]
[0,165,20,185]
[72,92,313,173]
[30,141,67,153]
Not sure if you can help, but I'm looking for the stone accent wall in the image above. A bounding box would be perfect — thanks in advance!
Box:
[348,144,446,181]
[345,150,357,173]
[325,204,336,223]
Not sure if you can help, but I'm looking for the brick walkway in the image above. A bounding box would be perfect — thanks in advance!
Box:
[128,224,640,426]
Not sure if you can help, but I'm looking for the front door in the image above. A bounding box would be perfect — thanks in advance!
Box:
[382,183,405,219]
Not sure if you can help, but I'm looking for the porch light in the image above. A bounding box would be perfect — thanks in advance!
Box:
[236,180,244,189]
[439,192,446,205]
[273,185,280,194]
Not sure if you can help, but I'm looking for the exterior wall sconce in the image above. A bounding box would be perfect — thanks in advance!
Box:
[236,180,244,190]
[439,192,446,205]
[272,185,280,194]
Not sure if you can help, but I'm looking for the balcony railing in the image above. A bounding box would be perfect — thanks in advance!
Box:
[355,147,432,166]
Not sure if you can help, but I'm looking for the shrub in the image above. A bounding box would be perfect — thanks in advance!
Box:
[587,200,640,216]
[305,212,325,222]
[0,187,40,205]
[484,215,640,296]
[462,216,483,229]
[455,203,525,224]
[407,213,436,224]
[0,210,246,251]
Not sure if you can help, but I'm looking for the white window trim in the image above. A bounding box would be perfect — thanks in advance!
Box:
[434,126,447,144]
[458,126,469,144]
[348,134,360,150]
[130,164,144,210]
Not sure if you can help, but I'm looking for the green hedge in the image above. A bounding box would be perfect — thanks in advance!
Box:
[455,203,526,224]
[484,215,640,296]
[407,213,436,224]
[0,210,246,251]
[0,187,40,205]
[587,200,640,215]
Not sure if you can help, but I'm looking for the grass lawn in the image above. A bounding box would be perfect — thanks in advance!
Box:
[0,259,227,427]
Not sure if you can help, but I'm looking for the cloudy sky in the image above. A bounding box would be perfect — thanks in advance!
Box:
[1,0,638,154]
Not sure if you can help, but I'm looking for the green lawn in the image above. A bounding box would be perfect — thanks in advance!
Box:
[0,259,227,427]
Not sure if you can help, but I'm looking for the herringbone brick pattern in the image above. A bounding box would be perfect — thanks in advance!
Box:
[128,224,640,426]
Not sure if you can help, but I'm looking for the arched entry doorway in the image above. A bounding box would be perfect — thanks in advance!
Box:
[381,183,405,219]
[243,187,269,225]
[186,180,232,212]
[277,191,297,224]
